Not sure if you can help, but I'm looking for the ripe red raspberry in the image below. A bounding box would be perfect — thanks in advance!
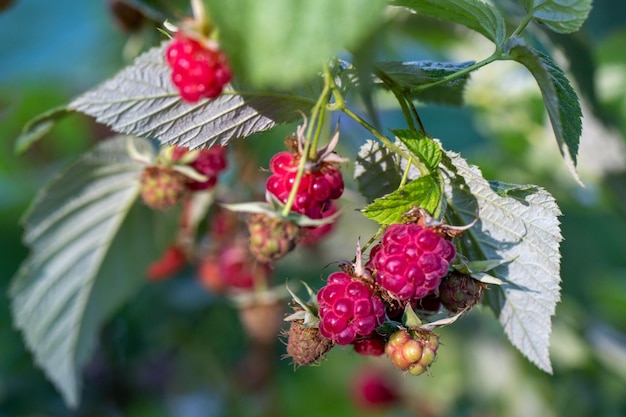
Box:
[146,245,186,281]
[284,320,334,367]
[265,151,344,220]
[299,202,339,246]
[165,33,232,103]
[385,329,439,376]
[317,271,385,345]
[140,166,187,209]
[171,145,228,191]
[353,333,386,356]
[368,223,456,301]
[439,271,484,313]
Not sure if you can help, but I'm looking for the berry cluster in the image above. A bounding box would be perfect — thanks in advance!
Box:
[385,329,439,376]
[165,33,232,103]
[140,145,228,210]
[368,223,456,302]
[266,151,344,220]
[317,271,386,345]
[172,145,228,190]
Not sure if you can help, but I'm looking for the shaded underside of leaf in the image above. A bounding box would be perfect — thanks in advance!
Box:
[507,38,582,180]
[524,0,593,34]
[389,0,506,45]
[442,150,562,373]
[354,140,403,203]
[9,136,179,406]
[206,0,385,89]
[69,44,315,149]
[377,60,475,106]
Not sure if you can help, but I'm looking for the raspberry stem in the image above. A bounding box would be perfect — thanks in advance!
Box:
[280,71,332,218]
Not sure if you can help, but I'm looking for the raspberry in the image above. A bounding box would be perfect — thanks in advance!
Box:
[166,33,232,103]
[351,368,400,410]
[368,223,456,302]
[265,151,344,220]
[439,271,484,313]
[238,301,285,345]
[197,242,271,294]
[353,333,386,356]
[140,166,187,209]
[108,0,144,33]
[299,202,339,246]
[284,320,334,367]
[146,245,186,281]
[317,271,386,345]
[171,145,228,191]
[385,329,439,376]
[247,214,302,263]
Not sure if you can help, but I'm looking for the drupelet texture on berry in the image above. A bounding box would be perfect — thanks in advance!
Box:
[368,223,456,302]
[317,271,386,345]
[166,33,232,102]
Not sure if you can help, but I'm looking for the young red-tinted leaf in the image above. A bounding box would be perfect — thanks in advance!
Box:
[377,61,474,106]
[392,129,442,173]
[354,140,403,203]
[361,173,443,225]
[390,0,506,46]
[206,0,384,88]
[520,0,592,34]
[507,38,583,182]
[9,136,180,407]
[442,150,562,373]
[69,44,315,149]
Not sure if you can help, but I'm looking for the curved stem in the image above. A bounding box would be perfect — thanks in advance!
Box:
[411,53,500,93]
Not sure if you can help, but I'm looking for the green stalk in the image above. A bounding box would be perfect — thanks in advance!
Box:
[281,71,331,218]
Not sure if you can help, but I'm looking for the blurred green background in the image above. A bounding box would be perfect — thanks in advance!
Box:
[1,1,626,416]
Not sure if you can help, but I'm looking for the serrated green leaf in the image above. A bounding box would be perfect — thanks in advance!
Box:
[377,61,475,106]
[354,140,403,203]
[206,0,384,88]
[392,129,442,172]
[9,136,180,407]
[521,0,592,34]
[361,174,443,225]
[507,38,582,181]
[14,106,71,154]
[390,0,506,45]
[69,44,315,149]
[442,150,562,373]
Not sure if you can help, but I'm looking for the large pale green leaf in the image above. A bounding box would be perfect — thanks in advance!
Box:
[206,0,385,88]
[442,150,562,373]
[69,44,315,149]
[377,61,475,106]
[389,0,506,46]
[507,38,583,180]
[9,136,180,406]
[521,0,592,34]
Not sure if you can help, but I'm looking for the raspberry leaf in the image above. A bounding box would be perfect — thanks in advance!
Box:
[14,106,71,154]
[389,0,506,46]
[519,0,592,34]
[206,0,384,88]
[9,136,180,407]
[441,150,562,373]
[361,174,444,225]
[507,38,583,183]
[392,129,442,173]
[69,44,315,149]
[354,140,403,203]
[377,61,475,106]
